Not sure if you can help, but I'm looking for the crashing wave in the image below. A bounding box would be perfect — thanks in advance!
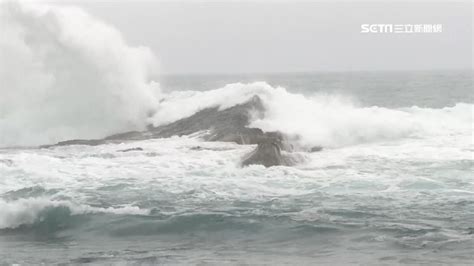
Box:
[0,198,148,229]
[0,1,471,155]
[149,82,472,148]
[0,1,160,147]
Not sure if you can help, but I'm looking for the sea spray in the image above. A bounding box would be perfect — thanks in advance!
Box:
[0,1,160,147]
[151,82,472,148]
[0,2,471,150]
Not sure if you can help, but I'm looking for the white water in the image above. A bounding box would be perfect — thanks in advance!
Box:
[0,125,472,230]
[152,82,473,148]
[0,0,472,232]
[0,1,160,147]
[0,197,148,229]
[0,2,471,151]
[0,2,472,264]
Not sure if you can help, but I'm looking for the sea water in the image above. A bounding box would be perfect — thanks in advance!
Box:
[0,71,472,265]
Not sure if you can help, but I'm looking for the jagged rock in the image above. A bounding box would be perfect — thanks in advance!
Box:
[46,95,319,167]
[144,96,300,167]
[148,95,267,144]
[241,141,284,167]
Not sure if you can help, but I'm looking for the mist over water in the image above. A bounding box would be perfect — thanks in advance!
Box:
[0,1,160,147]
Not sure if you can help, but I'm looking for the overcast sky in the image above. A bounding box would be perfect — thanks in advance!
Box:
[49,0,472,74]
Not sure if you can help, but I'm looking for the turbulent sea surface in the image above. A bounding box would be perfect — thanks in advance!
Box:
[1,71,473,265]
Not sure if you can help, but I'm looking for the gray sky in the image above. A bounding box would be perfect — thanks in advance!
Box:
[51,0,472,74]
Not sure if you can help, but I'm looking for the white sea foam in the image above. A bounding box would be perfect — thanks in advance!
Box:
[0,1,160,147]
[152,82,473,148]
[1,2,471,150]
[0,197,149,229]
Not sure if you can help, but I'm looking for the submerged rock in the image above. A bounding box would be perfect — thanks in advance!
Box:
[51,139,105,147]
[118,147,144,152]
[310,146,323,152]
[0,159,14,167]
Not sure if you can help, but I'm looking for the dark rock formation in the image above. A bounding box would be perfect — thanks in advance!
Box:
[148,96,300,167]
[106,95,272,144]
[118,147,143,152]
[310,146,323,152]
[53,139,105,146]
[45,95,319,167]
[242,141,284,167]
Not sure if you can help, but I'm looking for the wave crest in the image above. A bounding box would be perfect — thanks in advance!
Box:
[151,82,472,148]
[0,198,148,229]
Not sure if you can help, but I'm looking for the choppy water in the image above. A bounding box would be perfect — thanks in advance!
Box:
[1,71,473,265]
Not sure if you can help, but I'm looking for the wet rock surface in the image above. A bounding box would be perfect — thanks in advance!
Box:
[45,96,319,167]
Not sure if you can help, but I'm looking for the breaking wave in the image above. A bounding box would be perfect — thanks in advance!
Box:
[0,1,471,149]
[0,1,160,147]
[152,82,472,148]
[0,198,148,229]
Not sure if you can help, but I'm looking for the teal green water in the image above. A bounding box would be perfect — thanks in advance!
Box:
[0,71,472,265]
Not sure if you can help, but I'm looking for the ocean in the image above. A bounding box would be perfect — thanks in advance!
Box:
[0,71,473,265]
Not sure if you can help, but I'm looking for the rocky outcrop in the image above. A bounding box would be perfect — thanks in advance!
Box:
[241,141,285,167]
[46,95,320,167]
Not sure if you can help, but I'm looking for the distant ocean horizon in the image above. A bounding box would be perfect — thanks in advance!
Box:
[160,69,473,107]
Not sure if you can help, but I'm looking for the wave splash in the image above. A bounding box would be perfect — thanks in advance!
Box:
[0,1,160,147]
[0,198,148,229]
[151,82,472,148]
[0,2,471,149]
